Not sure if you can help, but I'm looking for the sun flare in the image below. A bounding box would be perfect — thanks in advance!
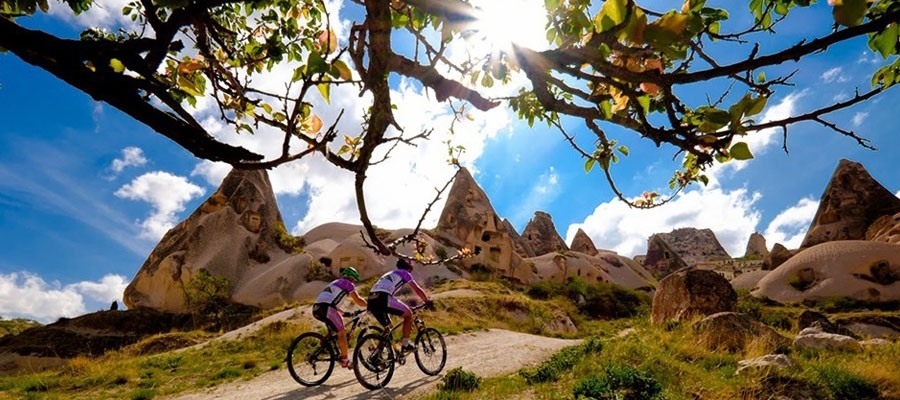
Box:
[467,0,549,53]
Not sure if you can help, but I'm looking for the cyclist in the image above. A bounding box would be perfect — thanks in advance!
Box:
[367,258,433,353]
[312,266,368,369]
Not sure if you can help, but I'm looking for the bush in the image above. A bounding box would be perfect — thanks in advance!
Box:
[527,281,564,300]
[815,365,879,400]
[520,337,603,384]
[581,282,650,319]
[573,364,665,400]
[439,367,481,392]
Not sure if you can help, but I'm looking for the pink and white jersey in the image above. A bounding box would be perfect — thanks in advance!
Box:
[369,269,414,295]
[314,278,356,306]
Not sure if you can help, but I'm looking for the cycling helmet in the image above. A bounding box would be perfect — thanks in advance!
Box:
[340,266,360,282]
[396,258,413,271]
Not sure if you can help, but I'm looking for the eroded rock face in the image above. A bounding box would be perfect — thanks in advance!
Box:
[520,211,569,256]
[435,168,532,283]
[651,269,737,325]
[801,159,900,248]
[503,218,536,258]
[752,240,900,305]
[124,169,288,312]
[643,228,730,278]
[762,243,795,271]
[868,212,900,244]
[570,228,599,256]
[744,232,769,259]
[693,312,790,352]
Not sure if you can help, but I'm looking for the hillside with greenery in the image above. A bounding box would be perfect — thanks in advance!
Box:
[0,279,898,400]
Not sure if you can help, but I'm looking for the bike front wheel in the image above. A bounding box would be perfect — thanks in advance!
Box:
[287,332,336,386]
[353,333,395,390]
[414,327,447,376]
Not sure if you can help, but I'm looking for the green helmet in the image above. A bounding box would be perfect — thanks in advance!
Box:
[340,266,360,282]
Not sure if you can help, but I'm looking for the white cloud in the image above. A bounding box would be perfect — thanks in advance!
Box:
[0,272,128,323]
[114,171,206,240]
[852,112,869,127]
[48,0,137,30]
[111,146,148,173]
[821,67,845,83]
[567,186,762,258]
[763,197,818,249]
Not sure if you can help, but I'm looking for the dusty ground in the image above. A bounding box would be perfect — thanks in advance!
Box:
[162,328,580,400]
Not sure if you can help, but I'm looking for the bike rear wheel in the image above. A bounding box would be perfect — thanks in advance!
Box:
[287,332,336,386]
[414,327,446,375]
[353,333,395,390]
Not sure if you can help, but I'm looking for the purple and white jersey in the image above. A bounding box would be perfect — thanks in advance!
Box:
[369,269,414,295]
[314,278,356,306]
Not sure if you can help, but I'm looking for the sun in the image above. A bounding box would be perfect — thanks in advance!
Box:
[466,0,550,53]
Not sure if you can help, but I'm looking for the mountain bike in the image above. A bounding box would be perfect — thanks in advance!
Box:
[286,309,378,386]
[352,302,447,390]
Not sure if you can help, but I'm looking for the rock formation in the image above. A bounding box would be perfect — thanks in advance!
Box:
[520,211,569,256]
[693,312,790,352]
[570,228,599,256]
[762,243,795,271]
[651,269,737,325]
[503,218,536,258]
[752,240,900,305]
[642,228,730,278]
[435,168,532,283]
[867,212,900,244]
[800,159,900,248]
[641,234,688,278]
[744,232,768,259]
[124,168,291,312]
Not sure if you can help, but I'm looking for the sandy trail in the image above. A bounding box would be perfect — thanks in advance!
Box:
[163,328,580,400]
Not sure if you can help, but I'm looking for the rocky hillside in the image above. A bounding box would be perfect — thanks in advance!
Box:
[124,167,658,314]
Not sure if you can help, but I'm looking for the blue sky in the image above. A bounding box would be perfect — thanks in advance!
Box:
[3,0,900,323]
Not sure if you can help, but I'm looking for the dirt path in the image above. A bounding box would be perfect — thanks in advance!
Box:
[163,329,581,400]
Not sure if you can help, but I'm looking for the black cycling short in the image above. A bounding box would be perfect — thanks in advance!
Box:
[366,292,405,327]
[312,303,337,332]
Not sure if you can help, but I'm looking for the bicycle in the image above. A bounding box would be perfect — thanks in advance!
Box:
[286,309,379,386]
[352,302,447,390]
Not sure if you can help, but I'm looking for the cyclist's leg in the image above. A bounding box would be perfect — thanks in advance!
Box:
[367,292,393,327]
[385,296,413,350]
[323,306,352,366]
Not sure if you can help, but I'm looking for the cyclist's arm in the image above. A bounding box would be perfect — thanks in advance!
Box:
[350,290,368,308]
[408,280,430,303]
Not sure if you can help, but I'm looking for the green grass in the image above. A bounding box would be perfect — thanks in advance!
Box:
[2,281,899,400]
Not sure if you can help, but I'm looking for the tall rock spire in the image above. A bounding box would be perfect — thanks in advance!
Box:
[801,159,900,248]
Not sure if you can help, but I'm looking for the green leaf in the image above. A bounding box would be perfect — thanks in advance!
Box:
[637,95,651,115]
[617,145,629,156]
[332,60,353,80]
[595,0,627,32]
[868,23,899,59]
[729,142,754,160]
[109,58,125,73]
[832,0,868,28]
[746,95,768,117]
[584,158,595,172]
[757,71,766,82]
[317,82,331,103]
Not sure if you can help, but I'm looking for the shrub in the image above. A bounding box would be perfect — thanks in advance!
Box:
[581,282,650,319]
[439,367,481,392]
[183,269,232,331]
[815,365,879,400]
[573,364,665,400]
[274,221,304,253]
[526,281,564,300]
[520,337,603,384]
